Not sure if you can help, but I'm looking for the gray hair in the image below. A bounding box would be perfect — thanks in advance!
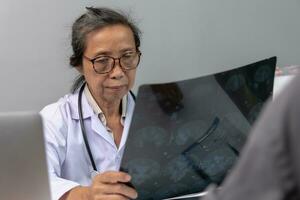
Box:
[70,7,142,92]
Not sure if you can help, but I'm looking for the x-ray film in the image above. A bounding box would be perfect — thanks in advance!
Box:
[120,57,277,200]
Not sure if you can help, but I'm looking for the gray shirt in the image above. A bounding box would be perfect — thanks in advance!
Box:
[203,75,300,200]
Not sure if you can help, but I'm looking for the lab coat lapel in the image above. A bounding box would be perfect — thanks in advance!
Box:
[91,115,116,147]
[69,91,114,146]
[82,91,135,149]
[118,94,135,150]
[69,91,93,120]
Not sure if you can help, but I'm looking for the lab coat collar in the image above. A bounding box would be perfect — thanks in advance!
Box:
[91,92,135,150]
[118,92,135,150]
[70,91,115,146]
[69,90,135,150]
[69,91,94,120]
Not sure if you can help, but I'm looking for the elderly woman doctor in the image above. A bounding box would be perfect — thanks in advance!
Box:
[40,7,141,200]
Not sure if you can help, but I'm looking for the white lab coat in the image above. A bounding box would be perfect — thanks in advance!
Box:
[40,90,135,200]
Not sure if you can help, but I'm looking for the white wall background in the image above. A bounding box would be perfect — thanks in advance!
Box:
[0,0,300,112]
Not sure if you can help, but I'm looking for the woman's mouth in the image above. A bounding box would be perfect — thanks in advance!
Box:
[107,85,125,90]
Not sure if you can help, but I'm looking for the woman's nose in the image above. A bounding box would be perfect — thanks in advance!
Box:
[109,60,125,79]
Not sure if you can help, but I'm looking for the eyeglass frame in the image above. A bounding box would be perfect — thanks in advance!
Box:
[82,51,142,74]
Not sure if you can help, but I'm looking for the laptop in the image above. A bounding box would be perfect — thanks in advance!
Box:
[0,112,51,200]
[120,57,277,200]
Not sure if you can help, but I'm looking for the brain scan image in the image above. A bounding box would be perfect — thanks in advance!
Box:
[154,183,188,199]
[225,74,246,92]
[122,158,160,185]
[195,148,237,177]
[162,155,192,182]
[120,57,277,199]
[175,120,207,146]
[132,126,168,148]
[254,65,273,83]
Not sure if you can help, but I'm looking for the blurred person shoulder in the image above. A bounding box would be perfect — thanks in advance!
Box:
[202,75,300,200]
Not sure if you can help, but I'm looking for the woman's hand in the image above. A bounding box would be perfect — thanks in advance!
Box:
[90,171,138,200]
[60,171,137,200]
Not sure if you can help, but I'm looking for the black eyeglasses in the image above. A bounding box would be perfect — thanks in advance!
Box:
[83,51,141,74]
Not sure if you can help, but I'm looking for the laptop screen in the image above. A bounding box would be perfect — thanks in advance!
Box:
[0,112,51,200]
[121,57,276,200]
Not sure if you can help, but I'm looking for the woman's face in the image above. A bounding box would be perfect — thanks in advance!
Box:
[79,24,138,104]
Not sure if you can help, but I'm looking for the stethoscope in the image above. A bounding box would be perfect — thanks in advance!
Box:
[78,82,135,172]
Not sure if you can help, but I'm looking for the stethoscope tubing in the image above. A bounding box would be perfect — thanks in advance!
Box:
[78,82,98,171]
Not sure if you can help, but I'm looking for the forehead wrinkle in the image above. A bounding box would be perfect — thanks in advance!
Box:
[84,25,136,57]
